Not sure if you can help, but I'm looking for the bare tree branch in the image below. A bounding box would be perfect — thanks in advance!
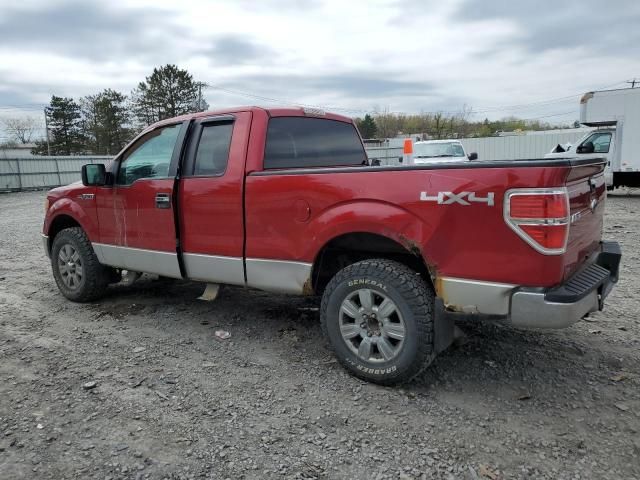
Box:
[1,116,40,144]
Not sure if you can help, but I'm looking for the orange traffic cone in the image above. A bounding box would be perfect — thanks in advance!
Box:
[402,138,413,165]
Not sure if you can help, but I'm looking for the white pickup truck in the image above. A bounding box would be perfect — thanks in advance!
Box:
[545,87,640,189]
[413,139,478,164]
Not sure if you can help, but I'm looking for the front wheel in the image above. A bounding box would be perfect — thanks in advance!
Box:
[320,259,435,385]
[51,227,109,302]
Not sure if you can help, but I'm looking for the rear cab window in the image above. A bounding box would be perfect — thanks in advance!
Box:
[193,123,233,176]
[184,119,234,177]
[263,117,367,169]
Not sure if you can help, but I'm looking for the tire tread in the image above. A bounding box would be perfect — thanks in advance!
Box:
[51,227,108,302]
[320,259,435,385]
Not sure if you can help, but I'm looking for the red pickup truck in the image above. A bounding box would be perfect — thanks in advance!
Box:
[42,106,621,384]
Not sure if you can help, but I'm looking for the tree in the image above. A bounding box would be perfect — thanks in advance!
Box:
[475,118,493,137]
[431,112,445,139]
[81,89,132,155]
[1,116,40,144]
[32,96,84,155]
[193,82,210,113]
[131,64,202,126]
[373,107,401,139]
[455,104,473,138]
[356,114,378,138]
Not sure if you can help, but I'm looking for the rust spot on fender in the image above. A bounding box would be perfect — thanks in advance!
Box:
[397,234,422,258]
[302,277,315,296]
[393,232,443,286]
[434,275,445,298]
[434,278,467,313]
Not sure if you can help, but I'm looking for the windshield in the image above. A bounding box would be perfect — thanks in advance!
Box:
[414,142,465,158]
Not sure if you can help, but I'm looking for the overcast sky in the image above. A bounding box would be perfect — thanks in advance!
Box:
[1,0,640,133]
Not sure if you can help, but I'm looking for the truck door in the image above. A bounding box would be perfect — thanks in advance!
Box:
[94,121,188,278]
[177,113,250,286]
[576,130,614,186]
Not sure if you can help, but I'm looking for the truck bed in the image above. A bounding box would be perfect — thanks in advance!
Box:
[246,157,606,290]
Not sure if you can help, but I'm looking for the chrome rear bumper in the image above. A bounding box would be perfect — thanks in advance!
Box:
[438,241,621,329]
[510,289,599,329]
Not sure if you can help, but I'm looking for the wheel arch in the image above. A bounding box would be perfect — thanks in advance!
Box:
[311,231,435,295]
[44,196,99,254]
[45,213,83,254]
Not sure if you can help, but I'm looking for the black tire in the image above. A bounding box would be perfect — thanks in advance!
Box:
[321,259,435,385]
[50,227,109,302]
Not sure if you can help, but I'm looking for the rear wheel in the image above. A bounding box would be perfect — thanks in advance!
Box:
[321,259,435,385]
[51,227,109,302]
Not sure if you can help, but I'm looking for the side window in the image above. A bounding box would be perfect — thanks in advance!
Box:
[582,132,612,154]
[193,122,233,176]
[592,133,612,153]
[451,144,465,156]
[117,124,181,185]
[264,117,367,169]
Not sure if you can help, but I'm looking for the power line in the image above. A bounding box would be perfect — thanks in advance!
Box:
[0,77,631,126]
[468,80,629,114]
[0,104,46,110]
[205,83,367,114]
[204,79,630,117]
[520,110,576,121]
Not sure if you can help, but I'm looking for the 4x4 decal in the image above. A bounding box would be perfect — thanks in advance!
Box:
[420,191,495,206]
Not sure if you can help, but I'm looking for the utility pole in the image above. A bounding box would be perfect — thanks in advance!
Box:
[43,107,51,156]
[627,78,638,88]
[195,82,209,112]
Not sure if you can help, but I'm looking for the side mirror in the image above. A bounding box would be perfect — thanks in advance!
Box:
[81,164,106,186]
[467,152,478,161]
[577,141,594,154]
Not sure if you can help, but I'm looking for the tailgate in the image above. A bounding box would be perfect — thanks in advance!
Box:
[562,160,606,280]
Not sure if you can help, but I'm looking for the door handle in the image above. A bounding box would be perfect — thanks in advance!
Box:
[155,193,171,209]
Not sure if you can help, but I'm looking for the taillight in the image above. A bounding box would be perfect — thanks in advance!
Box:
[504,188,569,255]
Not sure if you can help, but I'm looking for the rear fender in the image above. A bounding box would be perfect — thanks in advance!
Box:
[305,200,435,273]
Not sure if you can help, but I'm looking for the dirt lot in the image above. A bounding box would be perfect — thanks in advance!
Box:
[0,190,639,480]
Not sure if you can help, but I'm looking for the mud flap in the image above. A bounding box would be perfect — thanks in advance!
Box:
[434,297,455,354]
[198,283,220,301]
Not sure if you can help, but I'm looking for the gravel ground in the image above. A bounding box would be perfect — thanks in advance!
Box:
[0,190,639,480]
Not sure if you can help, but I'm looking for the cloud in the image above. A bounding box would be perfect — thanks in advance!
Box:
[240,72,434,98]
[0,0,638,129]
[455,0,640,56]
[0,0,181,63]
[200,35,274,65]
[235,0,322,11]
[201,71,468,117]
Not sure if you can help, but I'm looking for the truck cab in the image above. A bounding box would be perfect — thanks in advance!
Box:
[553,87,640,189]
[546,128,617,187]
